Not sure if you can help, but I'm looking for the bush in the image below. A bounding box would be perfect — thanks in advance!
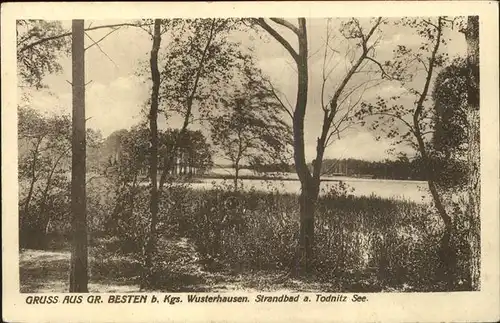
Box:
[19,180,72,250]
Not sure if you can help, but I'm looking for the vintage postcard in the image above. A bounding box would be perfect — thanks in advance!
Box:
[2,1,499,322]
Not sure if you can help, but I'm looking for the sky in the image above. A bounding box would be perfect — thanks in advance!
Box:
[20,17,467,163]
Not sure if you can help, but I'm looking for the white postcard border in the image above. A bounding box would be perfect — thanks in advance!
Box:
[2,2,499,322]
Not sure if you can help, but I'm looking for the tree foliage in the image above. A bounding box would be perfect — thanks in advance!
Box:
[357,17,457,153]
[357,18,468,191]
[18,106,101,249]
[209,64,293,188]
[429,58,469,190]
[432,58,468,159]
[97,126,213,260]
[102,127,213,179]
[17,20,70,89]
[158,19,246,120]
[159,129,213,177]
[135,18,252,189]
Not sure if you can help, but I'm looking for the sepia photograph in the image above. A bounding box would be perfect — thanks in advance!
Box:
[2,1,499,322]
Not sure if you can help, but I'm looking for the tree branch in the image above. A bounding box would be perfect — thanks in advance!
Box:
[255,18,299,63]
[84,27,120,51]
[84,32,118,68]
[413,17,443,159]
[365,56,391,79]
[269,18,301,36]
[373,111,416,135]
[328,19,382,108]
[18,22,151,53]
[267,81,294,120]
[421,19,439,30]
[160,20,218,190]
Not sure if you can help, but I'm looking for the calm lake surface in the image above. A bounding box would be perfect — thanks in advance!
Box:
[187,177,431,204]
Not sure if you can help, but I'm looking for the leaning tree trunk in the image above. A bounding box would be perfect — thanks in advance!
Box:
[23,138,43,218]
[412,17,455,288]
[69,19,88,293]
[428,177,455,287]
[39,148,70,245]
[144,19,162,282]
[464,15,480,291]
[416,119,455,287]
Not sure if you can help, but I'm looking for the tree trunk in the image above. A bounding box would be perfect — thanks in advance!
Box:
[256,18,314,276]
[298,105,331,276]
[40,148,70,224]
[23,138,43,217]
[69,19,88,293]
[293,18,314,276]
[465,15,480,290]
[428,178,455,287]
[410,17,455,287]
[145,19,162,280]
[427,179,452,230]
[234,164,239,191]
[297,178,318,276]
[38,161,60,248]
[423,157,455,288]
[415,123,456,287]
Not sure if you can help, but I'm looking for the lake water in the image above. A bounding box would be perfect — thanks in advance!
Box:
[187,177,431,204]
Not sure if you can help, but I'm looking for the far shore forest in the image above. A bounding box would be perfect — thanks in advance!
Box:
[17,17,480,293]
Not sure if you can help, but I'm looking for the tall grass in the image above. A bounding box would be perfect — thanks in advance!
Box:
[21,179,472,291]
[166,183,448,291]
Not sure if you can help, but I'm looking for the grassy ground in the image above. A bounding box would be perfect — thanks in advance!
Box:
[19,188,448,293]
[20,249,142,293]
[20,237,355,293]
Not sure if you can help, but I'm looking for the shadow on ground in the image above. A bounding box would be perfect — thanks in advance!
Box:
[20,249,142,293]
[20,237,387,293]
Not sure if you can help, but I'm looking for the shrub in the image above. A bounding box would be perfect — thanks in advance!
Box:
[19,180,71,250]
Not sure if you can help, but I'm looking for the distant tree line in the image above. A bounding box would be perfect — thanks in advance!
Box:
[317,157,422,180]
[245,154,466,184]
[313,156,466,183]
[246,162,294,174]
[102,127,213,179]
